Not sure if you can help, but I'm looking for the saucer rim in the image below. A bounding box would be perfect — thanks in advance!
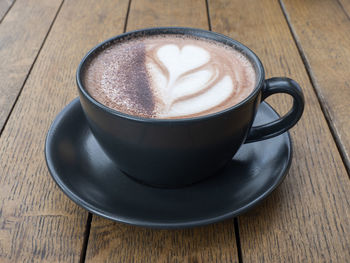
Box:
[45,98,292,229]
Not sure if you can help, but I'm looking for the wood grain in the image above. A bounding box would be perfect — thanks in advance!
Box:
[0,0,14,22]
[0,0,62,132]
[281,0,350,171]
[126,0,209,30]
[0,0,129,262]
[86,220,237,263]
[208,0,350,261]
[85,1,238,262]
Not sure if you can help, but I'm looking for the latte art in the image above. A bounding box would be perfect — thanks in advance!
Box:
[83,35,256,118]
[148,43,249,118]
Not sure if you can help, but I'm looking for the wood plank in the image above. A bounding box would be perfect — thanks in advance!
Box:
[281,0,350,171]
[208,0,350,261]
[126,0,208,30]
[0,0,63,132]
[0,0,129,262]
[85,1,238,262]
[0,0,14,22]
[86,220,237,263]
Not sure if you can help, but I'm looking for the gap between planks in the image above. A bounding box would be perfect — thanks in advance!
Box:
[0,0,16,23]
[234,218,243,263]
[279,0,350,178]
[123,0,132,33]
[337,0,350,20]
[0,0,66,136]
[79,213,93,263]
[205,0,212,31]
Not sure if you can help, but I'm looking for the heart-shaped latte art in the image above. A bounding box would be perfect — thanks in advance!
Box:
[157,44,210,80]
[149,44,234,117]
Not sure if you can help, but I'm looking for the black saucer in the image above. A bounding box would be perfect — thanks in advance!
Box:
[45,98,292,229]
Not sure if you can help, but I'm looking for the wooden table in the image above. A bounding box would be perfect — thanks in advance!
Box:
[1,0,350,262]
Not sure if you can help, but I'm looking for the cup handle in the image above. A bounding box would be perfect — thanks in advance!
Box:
[245,77,305,143]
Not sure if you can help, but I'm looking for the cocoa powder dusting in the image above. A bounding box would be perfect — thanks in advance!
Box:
[83,41,155,117]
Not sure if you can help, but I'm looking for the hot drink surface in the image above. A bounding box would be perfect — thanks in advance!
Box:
[83,34,256,119]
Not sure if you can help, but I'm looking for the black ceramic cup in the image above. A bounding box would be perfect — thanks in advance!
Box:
[77,27,304,187]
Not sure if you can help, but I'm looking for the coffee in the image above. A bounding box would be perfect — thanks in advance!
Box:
[82,35,256,119]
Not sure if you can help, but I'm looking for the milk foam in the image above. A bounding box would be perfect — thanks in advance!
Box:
[148,44,235,118]
[83,35,256,119]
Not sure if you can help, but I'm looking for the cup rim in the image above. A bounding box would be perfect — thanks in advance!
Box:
[76,27,265,123]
